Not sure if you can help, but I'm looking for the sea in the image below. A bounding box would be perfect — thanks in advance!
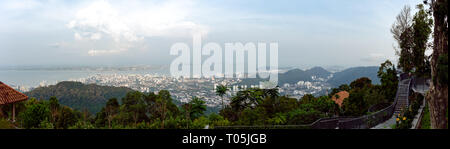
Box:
[0,68,169,89]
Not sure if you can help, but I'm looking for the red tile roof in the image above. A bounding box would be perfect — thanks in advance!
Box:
[0,81,28,105]
[331,91,349,107]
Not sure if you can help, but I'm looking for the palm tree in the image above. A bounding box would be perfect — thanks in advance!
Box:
[262,87,280,99]
[215,85,229,109]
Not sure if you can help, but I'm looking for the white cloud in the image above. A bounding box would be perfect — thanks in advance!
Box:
[88,49,126,56]
[67,0,138,42]
[67,0,208,56]
[361,53,395,64]
[74,33,83,40]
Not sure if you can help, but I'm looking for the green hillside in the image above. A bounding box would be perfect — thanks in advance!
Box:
[25,81,134,113]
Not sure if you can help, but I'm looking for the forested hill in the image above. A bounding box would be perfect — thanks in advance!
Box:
[327,66,380,87]
[239,66,332,86]
[25,81,134,114]
[239,66,379,87]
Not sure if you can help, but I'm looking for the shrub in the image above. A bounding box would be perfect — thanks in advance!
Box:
[419,104,430,129]
[208,113,230,128]
[0,118,14,129]
[39,120,54,129]
[69,121,95,129]
[191,116,209,129]
[266,113,287,125]
[19,102,51,129]
[286,108,323,125]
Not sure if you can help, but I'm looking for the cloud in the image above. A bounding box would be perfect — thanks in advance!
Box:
[360,53,393,63]
[67,0,208,56]
[67,0,139,42]
[48,42,62,48]
[88,49,126,56]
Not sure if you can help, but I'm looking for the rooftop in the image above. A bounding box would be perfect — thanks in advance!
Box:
[0,81,28,105]
[331,91,349,107]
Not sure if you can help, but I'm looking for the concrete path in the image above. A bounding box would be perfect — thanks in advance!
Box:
[372,115,397,129]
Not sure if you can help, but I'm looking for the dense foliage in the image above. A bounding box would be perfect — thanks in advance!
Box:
[378,60,399,102]
[25,81,134,113]
[391,4,433,76]
[341,76,394,117]
[393,0,447,129]
[218,88,340,126]
[15,98,82,129]
[3,60,396,129]
[1,55,402,129]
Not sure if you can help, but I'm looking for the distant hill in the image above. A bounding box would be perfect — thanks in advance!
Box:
[25,81,134,113]
[278,67,332,84]
[306,67,332,78]
[278,69,312,84]
[239,67,332,86]
[327,66,380,87]
[239,66,379,88]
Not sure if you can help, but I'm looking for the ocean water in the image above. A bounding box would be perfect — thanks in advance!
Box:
[0,69,168,88]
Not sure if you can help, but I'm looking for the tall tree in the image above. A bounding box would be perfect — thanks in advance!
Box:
[349,77,372,90]
[48,96,60,123]
[412,4,433,76]
[56,106,77,129]
[391,6,413,44]
[154,90,178,129]
[181,102,192,128]
[215,85,229,109]
[189,97,206,120]
[425,0,448,129]
[122,91,146,126]
[391,5,414,73]
[378,60,399,101]
[392,4,433,76]
[182,97,206,121]
[105,98,119,129]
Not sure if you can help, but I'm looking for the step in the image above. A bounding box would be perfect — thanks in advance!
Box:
[397,100,408,103]
[395,105,408,109]
[396,104,406,107]
[396,104,407,107]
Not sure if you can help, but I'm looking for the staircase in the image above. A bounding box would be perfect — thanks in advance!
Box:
[394,79,411,115]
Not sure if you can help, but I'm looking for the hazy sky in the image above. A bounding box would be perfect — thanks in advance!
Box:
[0,0,423,68]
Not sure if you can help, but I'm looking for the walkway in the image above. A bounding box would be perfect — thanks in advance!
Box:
[371,116,397,129]
[371,79,411,129]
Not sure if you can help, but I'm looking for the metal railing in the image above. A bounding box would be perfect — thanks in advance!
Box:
[215,99,397,129]
[338,102,396,129]
[215,74,411,129]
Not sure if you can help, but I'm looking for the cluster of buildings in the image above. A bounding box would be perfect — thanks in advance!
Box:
[71,73,332,106]
[279,80,332,99]
[11,72,333,108]
[70,74,244,107]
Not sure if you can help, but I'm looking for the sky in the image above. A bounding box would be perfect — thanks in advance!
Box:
[0,0,424,69]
